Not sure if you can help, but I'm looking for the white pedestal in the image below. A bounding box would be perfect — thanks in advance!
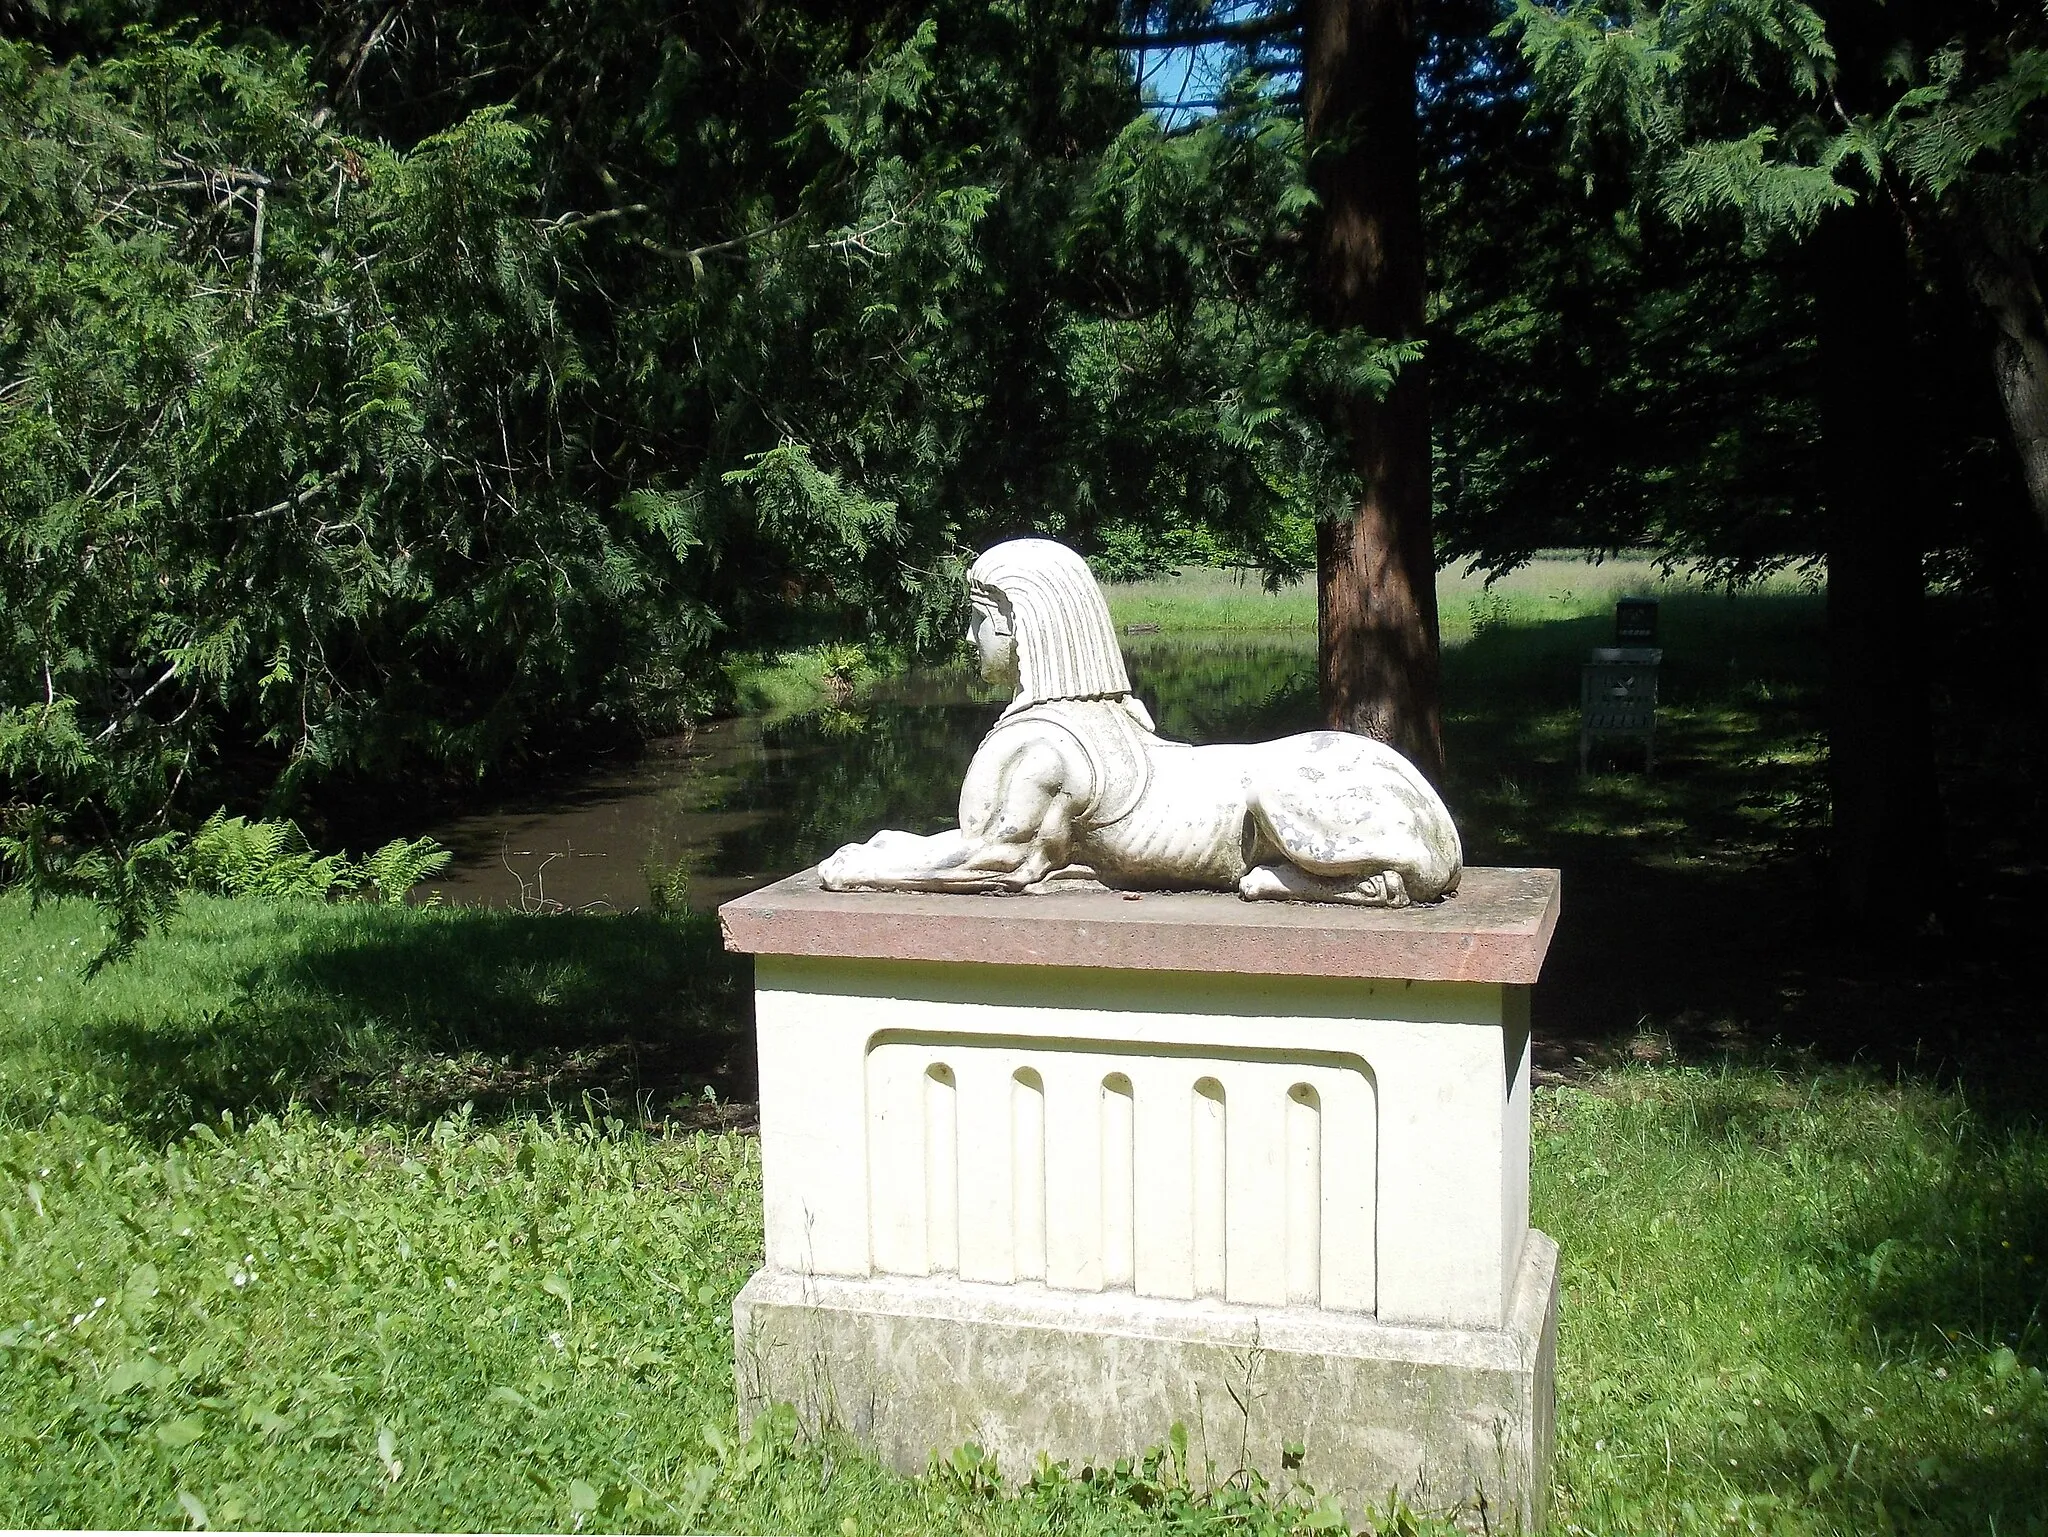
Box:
[721,869,1561,1528]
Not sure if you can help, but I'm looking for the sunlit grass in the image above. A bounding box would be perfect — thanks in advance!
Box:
[1100,556,1820,644]
[0,1108,765,1531]
[5,1026,2045,1533]
[1538,1068,2048,1537]
[1103,567,1318,632]
[6,573,2044,1535]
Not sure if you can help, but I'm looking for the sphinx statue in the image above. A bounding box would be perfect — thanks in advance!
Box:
[818,538,1463,906]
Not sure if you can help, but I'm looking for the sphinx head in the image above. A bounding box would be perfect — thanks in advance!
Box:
[966,538,1133,708]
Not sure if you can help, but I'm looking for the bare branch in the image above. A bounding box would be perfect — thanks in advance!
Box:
[315,2,409,127]
[160,153,274,190]
[637,209,807,266]
[544,203,652,235]
[1088,8,1300,50]
[683,208,805,260]
[1152,92,1301,115]
[235,479,335,523]
[246,185,266,316]
[98,167,270,227]
[94,663,181,744]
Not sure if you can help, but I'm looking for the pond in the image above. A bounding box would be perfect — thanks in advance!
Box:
[418,632,1321,914]
[416,556,1822,914]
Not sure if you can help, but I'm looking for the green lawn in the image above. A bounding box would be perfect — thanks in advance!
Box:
[5,569,2046,1534]
[5,919,2044,1536]
[1099,556,1818,646]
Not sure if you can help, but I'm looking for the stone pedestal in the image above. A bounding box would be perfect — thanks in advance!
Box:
[720,869,1562,1529]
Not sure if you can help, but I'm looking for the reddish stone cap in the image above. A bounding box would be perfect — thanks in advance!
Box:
[720,867,1560,985]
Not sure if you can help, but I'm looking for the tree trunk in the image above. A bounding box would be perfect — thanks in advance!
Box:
[1300,0,1444,782]
[1813,204,1947,939]
[1960,226,2048,539]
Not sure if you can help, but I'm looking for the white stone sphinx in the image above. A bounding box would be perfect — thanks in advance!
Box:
[819,537,1463,906]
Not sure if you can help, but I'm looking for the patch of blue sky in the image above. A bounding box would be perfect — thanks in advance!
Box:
[1129,2,1299,130]
[1136,41,1237,128]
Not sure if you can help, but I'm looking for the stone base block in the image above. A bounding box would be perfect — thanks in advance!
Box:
[734,1231,1557,1531]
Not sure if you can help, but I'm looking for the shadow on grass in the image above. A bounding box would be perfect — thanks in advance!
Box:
[1763,1108,2048,1531]
[1545,1068,2048,1533]
[1423,592,2048,1108]
[1840,1206,2048,1531]
[60,903,750,1139]
[1460,593,2048,1529]
[1846,1121,2048,1363]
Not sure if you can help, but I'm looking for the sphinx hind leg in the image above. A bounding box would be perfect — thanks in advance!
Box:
[1239,861,1411,907]
[1242,777,1425,894]
[1241,734,1460,901]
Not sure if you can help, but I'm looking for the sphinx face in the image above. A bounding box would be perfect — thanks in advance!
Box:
[968,598,1019,689]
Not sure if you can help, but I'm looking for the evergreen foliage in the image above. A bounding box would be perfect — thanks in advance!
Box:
[1503,0,2048,250]
[4,0,2045,939]
[0,3,1383,933]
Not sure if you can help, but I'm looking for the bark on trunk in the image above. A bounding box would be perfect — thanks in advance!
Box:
[1301,0,1444,783]
[1813,204,1947,938]
[1961,228,2048,539]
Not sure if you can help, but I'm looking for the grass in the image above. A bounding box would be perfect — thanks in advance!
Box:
[1539,1068,2048,1537]
[1099,556,1819,645]
[5,564,2046,1534]
[0,897,750,1138]
[1103,566,1319,632]
[6,981,2047,1534]
[0,1107,766,1532]
[725,643,894,721]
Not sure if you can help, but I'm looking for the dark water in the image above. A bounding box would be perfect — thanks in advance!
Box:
[420,633,1318,913]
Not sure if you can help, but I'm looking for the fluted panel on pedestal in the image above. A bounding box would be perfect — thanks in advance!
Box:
[864,1033,1376,1312]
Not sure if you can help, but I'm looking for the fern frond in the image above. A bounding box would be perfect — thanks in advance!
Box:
[360,836,453,903]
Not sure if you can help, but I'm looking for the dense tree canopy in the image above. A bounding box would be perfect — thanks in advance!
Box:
[1500,0,2048,932]
[3,0,2045,939]
[0,0,1381,925]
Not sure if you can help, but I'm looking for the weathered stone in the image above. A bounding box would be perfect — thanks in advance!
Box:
[814,537,1464,906]
[722,878,1562,1526]
[734,1234,1557,1531]
[722,865,1561,984]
